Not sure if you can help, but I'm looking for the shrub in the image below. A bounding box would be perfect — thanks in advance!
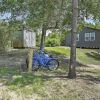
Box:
[46,38,60,47]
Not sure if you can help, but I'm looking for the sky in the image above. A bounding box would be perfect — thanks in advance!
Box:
[0,13,11,20]
[84,17,95,25]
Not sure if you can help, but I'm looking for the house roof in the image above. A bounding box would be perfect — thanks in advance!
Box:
[85,27,100,31]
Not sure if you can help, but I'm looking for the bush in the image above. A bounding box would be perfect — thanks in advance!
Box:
[45,32,61,47]
[46,38,60,47]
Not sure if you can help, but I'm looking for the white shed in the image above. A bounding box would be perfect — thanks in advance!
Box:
[13,29,36,48]
[23,29,36,48]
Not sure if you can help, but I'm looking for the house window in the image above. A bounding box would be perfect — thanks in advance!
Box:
[85,32,95,41]
[76,34,79,41]
[85,33,90,41]
[90,32,95,41]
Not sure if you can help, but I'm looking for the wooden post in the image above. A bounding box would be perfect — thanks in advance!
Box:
[28,48,33,73]
[23,29,36,72]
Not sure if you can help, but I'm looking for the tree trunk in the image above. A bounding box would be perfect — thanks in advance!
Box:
[40,26,46,51]
[28,48,33,73]
[68,0,78,79]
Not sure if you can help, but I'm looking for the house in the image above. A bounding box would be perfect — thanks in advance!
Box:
[13,29,36,48]
[66,27,100,48]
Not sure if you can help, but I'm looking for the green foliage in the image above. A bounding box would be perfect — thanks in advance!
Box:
[0,0,100,29]
[36,33,41,46]
[45,30,70,47]
[46,38,60,47]
[46,33,60,47]
[0,0,66,29]
[0,22,12,51]
[60,30,70,46]
[78,21,100,31]
[79,0,100,20]
[83,23,100,30]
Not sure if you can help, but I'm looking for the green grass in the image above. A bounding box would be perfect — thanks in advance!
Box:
[76,49,100,65]
[0,67,20,76]
[0,67,44,95]
[45,47,100,65]
[50,96,77,100]
[96,73,100,78]
[45,47,70,57]
[0,66,67,96]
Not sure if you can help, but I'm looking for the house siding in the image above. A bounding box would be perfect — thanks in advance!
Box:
[66,27,100,48]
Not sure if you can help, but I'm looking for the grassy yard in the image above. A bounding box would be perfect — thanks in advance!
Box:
[0,47,100,100]
[0,65,100,100]
[46,47,100,65]
[0,66,68,100]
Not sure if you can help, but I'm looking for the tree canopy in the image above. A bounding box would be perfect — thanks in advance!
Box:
[0,0,100,30]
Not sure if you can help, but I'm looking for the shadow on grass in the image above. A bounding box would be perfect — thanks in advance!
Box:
[0,65,100,91]
[0,67,45,94]
[0,66,68,89]
[85,52,100,61]
[79,75,100,84]
[77,69,100,84]
[77,69,97,74]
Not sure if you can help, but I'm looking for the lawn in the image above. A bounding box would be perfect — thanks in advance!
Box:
[45,47,100,65]
[0,65,100,100]
[0,66,69,100]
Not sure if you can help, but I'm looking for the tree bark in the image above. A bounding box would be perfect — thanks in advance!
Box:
[40,26,46,51]
[68,0,78,79]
